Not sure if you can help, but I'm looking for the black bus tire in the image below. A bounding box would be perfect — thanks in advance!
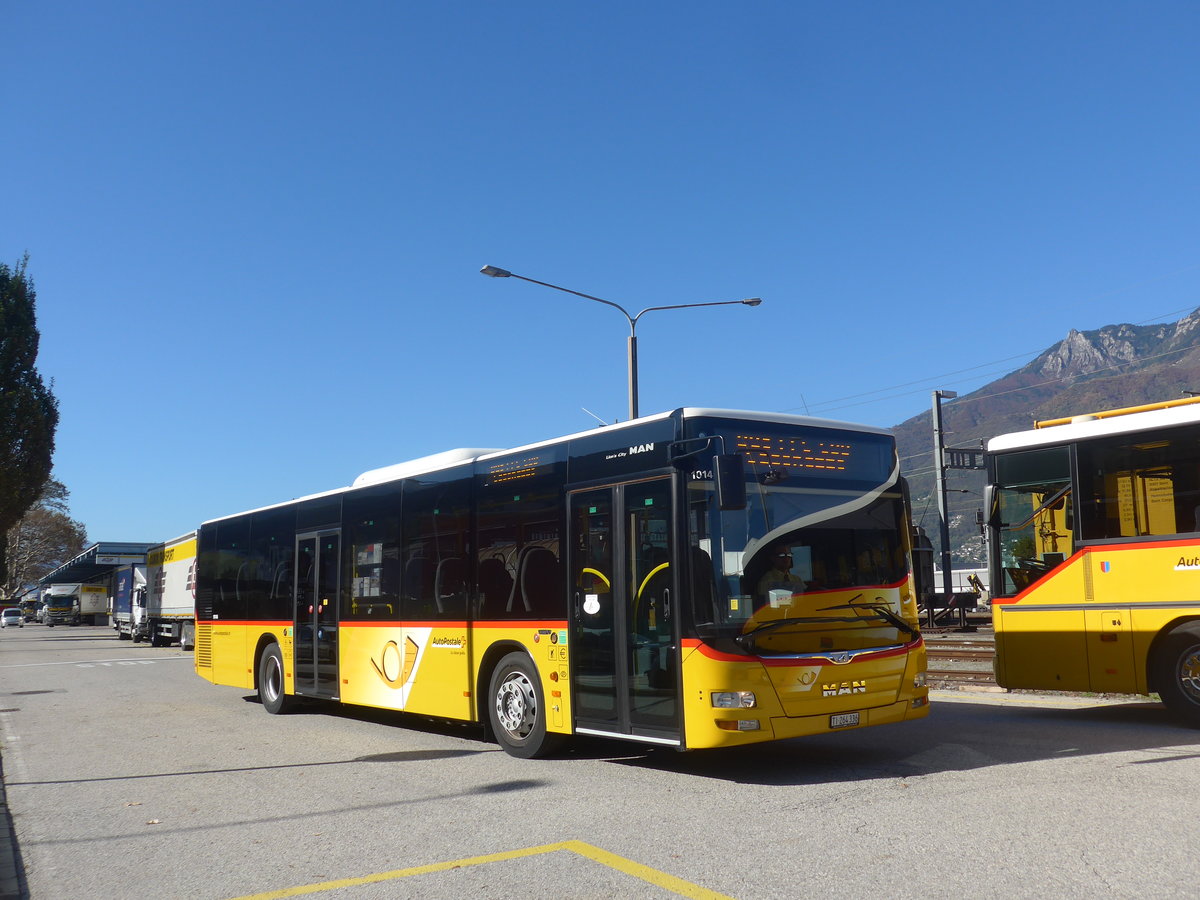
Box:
[258,642,293,715]
[487,652,563,759]
[1153,623,1200,726]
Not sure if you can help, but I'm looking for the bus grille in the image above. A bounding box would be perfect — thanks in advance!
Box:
[196,624,213,669]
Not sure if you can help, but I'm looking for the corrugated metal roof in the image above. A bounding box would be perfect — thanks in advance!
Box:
[40,542,156,586]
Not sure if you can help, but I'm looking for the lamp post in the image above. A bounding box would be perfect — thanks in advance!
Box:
[480,265,761,420]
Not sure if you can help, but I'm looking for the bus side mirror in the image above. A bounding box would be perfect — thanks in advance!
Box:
[983,485,1001,529]
[715,455,746,510]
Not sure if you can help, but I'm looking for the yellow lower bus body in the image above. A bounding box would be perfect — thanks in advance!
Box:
[994,541,1200,694]
[196,621,929,750]
[678,638,929,749]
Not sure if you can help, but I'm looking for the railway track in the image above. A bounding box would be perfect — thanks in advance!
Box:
[925,636,997,686]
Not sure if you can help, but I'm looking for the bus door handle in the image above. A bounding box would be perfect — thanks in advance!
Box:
[662,588,670,620]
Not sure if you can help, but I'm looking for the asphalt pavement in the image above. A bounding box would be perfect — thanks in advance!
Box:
[1,730,19,900]
[0,628,1180,900]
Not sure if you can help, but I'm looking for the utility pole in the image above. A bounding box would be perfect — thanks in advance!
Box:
[932,389,958,601]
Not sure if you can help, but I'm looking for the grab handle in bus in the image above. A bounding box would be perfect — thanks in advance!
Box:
[662,588,670,620]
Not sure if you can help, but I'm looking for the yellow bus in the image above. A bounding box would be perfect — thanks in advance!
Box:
[195,408,929,757]
[987,397,1200,723]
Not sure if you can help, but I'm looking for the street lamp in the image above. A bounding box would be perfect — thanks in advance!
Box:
[480,265,761,420]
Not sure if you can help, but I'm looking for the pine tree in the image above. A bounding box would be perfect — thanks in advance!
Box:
[0,255,59,594]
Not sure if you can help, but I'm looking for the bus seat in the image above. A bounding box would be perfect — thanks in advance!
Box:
[477,557,512,618]
[269,562,292,604]
[404,555,435,606]
[434,557,465,614]
[516,546,560,615]
[504,546,535,613]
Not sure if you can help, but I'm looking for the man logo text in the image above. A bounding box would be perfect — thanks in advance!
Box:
[822,681,866,697]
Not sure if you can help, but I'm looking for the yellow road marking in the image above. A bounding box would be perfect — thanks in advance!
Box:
[227,839,733,900]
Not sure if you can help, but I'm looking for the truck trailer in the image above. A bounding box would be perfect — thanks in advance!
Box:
[135,532,197,649]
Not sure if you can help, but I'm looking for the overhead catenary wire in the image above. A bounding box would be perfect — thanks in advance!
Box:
[791,300,1200,419]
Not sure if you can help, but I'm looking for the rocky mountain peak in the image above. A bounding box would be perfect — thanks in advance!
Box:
[1167,308,1200,346]
[1032,327,1132,378]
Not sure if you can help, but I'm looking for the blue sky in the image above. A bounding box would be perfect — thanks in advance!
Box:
[5,1,1200,544]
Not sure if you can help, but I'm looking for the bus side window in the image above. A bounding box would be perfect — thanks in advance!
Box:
[341,483,402,620]
[402,474,471,620]
[475,448,567,621]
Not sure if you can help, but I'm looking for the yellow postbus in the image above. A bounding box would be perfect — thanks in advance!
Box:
[987,397,1200,722]
[195,408,928,757]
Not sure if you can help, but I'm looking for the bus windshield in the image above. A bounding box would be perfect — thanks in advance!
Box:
[989,446,1074,597]
[685,422,911,656]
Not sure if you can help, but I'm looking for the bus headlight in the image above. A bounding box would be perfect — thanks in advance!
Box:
[711,691,757,708]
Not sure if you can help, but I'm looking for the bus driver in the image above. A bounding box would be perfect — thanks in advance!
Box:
[757,546,805,600]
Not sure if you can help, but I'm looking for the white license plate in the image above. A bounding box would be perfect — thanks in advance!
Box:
[830,712,860,729]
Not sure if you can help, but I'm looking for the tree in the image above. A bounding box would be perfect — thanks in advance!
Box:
[0,255,59,591]
[4,478,88,598]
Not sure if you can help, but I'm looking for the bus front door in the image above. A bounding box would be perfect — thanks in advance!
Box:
[569,478,680,746]
[294,530,340,699]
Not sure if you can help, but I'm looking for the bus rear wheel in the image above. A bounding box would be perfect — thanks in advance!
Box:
[258,642,293,715]
[487,652,563,759]
[1154,623,1200,726]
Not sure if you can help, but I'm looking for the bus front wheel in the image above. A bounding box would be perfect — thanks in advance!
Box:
[258,643,293,715]
[1154,623,1200,725]
[487,652,563,759]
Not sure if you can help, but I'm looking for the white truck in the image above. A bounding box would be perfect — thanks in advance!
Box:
[131,532,198,649]
[43,583,108,626]
[112,564,146,640]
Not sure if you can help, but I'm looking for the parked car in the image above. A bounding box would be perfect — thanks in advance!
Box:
[1,608,24,628]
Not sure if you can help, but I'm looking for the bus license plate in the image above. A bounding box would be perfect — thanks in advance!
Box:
[830,712,859,729]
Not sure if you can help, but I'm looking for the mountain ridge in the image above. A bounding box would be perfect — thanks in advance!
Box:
[892,307,1200,565]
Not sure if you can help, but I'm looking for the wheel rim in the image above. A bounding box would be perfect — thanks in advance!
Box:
[1179,644,1200,704]
[495,671,537,740]
[263,655,282,704]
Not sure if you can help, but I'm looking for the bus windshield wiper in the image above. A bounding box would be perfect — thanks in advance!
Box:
[816,594,916,637]
[734,615,847,652]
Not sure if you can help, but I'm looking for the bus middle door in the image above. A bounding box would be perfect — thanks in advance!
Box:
[293,530,341,699]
